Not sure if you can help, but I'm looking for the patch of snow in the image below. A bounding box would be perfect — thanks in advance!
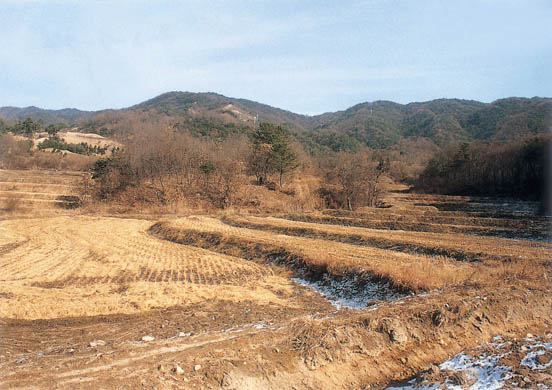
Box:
[488,335,509,349]
[222,323,269,333]
[387,350,511,390]
[443,352,510,390]
[292,274,407,310]
[521,342,552,370]
[387,335,552,390]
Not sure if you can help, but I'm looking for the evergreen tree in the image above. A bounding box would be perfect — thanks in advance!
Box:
[14,117,40,137]
[246,122,297,186]
[0,119,9,134]
[46,123,61,137]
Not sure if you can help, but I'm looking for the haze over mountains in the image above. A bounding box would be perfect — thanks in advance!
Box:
[1,92,550,151]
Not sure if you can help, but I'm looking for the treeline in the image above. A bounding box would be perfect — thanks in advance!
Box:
[6,112,548,213]
[91,130,248,208]
[89,122,389,210]
[0,117,64,137]
[318,151,389,210]
[415,135,551,212]
[38,136,112,155]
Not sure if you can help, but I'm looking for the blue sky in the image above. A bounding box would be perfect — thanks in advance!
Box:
[1,0,551,114]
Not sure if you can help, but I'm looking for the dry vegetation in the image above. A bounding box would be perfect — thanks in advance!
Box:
[1,133,97,171]
[0,216,309,319]
[0,169,85,214]
[0,168,550,389]
[34,131,123,149]
[220,214,552,263]
[150,216,472,291]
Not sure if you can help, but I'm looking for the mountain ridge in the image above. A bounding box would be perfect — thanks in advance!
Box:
[1,92,550,150]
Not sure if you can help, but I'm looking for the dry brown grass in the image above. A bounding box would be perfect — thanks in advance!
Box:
[232,177,322,213]
[33,131,122,149]
[0,216,303,319]
[1,169,550,390]
[0,169,87,215]
[1,193,21,213]
[477,259,551,288]
[323,208,543,229]
[2,167,549,324]
[282,213,536,238]
[0,168,85,184]
[1,147,95,170]
[222,215,552,264]
[155,217,473,291]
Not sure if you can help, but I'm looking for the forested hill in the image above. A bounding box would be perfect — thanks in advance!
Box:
[307,97,551,149]
[0,106,93,124]
[132,92,310,130]
[1,92,550,151]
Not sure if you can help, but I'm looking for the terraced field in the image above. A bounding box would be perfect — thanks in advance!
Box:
[0,216,308,319]
[0,169,550,389]
[0,169,84,210]
[282,209,548,240]
[221,214,551,263]
[150,216,473,291]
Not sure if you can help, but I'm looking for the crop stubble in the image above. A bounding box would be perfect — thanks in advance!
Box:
[0,216,301,319]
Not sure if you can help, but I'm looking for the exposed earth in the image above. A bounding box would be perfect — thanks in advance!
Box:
[0,169,550,389]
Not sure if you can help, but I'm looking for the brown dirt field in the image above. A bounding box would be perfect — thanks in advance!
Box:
[0,169,85,185]
[0,216,324,319]
[282,212,548,240]
[1,284,550,389]
[323,206,548,229]
[0,169,550,389]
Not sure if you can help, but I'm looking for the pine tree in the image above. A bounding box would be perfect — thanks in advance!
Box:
[246,122,297,186]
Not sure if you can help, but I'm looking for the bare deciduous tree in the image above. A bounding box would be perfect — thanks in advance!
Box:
[319,151,388,210]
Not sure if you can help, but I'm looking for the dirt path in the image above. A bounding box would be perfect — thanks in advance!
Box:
[2,284,550,389]
[1,314,292,389]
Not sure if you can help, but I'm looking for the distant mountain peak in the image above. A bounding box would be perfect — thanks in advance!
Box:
[1,93,550,150]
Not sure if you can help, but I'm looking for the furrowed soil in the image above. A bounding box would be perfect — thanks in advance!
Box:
[0,169,551,389]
